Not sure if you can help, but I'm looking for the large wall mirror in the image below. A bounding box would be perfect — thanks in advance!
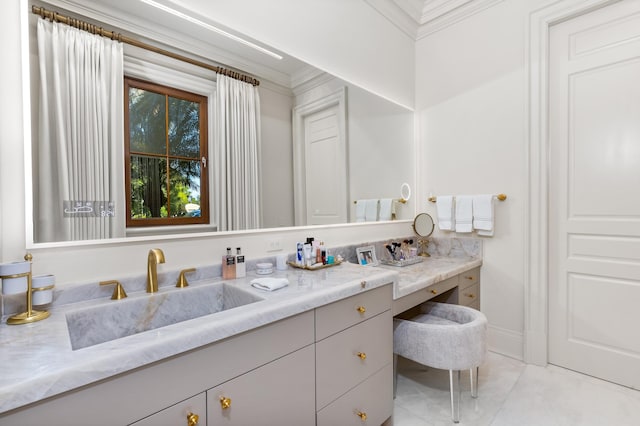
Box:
[26,0,415,245]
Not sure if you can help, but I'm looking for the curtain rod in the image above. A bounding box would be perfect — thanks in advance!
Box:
[31,5,260,86]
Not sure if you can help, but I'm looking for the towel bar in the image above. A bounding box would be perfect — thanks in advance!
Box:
[428,193,507,203]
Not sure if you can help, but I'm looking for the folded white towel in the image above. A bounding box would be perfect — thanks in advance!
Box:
[436,195,455,231]
[250,277,289,291]
[365,199,379,222]
[379,198,393,221]
[455,195,473,233]
[355,200,366,222]
[473,194,494,236]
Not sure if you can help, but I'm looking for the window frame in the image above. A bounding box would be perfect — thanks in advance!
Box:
[124,76,209,227]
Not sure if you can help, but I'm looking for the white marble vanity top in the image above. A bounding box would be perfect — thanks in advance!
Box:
[381,255,482,299]
[0,250,480,414]
[0,262,395,414]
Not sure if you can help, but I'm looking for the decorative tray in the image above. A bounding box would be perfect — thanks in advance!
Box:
[380,257,424,267]
[287,260,343,271]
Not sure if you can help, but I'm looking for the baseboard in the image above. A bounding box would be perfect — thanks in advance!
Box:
[488,324,524,360]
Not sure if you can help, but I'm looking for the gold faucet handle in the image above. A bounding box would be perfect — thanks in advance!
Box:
[100,280,127,300]
[176,268,196,288]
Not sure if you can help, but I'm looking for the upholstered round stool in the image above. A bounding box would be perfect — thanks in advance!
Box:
[393,302,488,423]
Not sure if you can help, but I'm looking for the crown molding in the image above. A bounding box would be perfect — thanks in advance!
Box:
[365,0,505,40]
[416,0,505,39]
[364,0,419,39]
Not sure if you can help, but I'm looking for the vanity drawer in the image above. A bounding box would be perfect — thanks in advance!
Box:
[315,284,392,341]
[393,275,459,315]
[316,310,392,410]
[130,393,206,426]
[316,363,393,426]
[459,283,480,307]
[459,267,480,290]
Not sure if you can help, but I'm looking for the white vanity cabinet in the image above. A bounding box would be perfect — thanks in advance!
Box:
[206,345,315,425]
[0,311,315,426]
[315,284,394,425]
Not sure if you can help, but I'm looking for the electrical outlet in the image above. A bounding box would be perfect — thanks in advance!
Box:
[267,238,283,252]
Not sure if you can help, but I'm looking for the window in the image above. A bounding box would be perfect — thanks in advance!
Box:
[124,77,209,227]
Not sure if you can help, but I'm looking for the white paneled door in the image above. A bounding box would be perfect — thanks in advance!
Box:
[303,105,348,225]
[549,0,640,388]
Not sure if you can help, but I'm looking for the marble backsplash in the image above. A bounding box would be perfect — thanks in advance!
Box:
[1,236,481,317]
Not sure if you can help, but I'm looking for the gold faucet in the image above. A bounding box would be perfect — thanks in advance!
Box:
[146,248,165,293]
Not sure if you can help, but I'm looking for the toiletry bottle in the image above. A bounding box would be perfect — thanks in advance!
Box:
[303,243,313,267]
[315,240,322,264]
[222,247,236,279]
[320,242,327,265]
[235,247,246,278]
[296,242,304,265]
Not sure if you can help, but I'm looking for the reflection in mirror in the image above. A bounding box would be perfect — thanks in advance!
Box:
[26,0,415,244]
[413,213,435,257]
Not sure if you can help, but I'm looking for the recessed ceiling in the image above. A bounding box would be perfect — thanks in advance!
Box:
[365,0,504,39]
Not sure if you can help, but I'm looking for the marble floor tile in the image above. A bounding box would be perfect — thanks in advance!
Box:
[393,351,640,426]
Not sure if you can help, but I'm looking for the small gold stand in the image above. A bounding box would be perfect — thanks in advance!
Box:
[3,253,50,325]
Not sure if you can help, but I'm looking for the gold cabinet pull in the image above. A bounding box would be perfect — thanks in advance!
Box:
[186,412,199,426]
[465,275,474,280]
[220,396,231,410]
[430,289,437,295]
[357,352,367,360]
[356,306,366,314]
[465,293,476,299]
[356,411,367,421]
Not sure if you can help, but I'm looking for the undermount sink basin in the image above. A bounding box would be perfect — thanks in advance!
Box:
[66,282,263,350]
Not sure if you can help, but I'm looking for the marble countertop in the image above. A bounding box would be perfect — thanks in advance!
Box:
[381,255,482,299]
[0,247,480,415]
[0,262,396,414]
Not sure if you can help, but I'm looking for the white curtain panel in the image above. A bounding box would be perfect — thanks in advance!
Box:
[35,19,125,242]
[214,74,262,231]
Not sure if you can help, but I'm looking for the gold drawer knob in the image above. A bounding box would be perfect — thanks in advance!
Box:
[465,275,474,280]
[430,289,437,295]
[465,293,476,299]
[187,412,199,426]
[220,396,231,410]
[357,352,367,360]
[356,306,366,314]
[357,411,367,421]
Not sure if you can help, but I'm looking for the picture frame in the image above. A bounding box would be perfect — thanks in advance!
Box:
[356,245,378,266]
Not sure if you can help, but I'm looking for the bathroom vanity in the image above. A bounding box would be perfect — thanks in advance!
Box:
[0,245,480,425]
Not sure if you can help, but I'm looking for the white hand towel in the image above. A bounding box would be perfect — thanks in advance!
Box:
[365,199,379,222]
[250,277,289,291]
[379,198,393,221]
[355,200,366,222]
[455,195,473,233]
[473,194,494,236]
[436,195,455,231]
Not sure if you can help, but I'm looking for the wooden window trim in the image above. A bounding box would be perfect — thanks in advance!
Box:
[124,77,209,227]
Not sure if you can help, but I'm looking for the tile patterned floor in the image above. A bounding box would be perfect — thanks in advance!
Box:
[393,351,640,425]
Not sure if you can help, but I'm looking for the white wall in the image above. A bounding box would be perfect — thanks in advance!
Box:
[173,0,416,109]
[0,0,413,285]
[415,0,553,359]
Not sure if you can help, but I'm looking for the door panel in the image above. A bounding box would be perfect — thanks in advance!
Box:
[549,0,640,388]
